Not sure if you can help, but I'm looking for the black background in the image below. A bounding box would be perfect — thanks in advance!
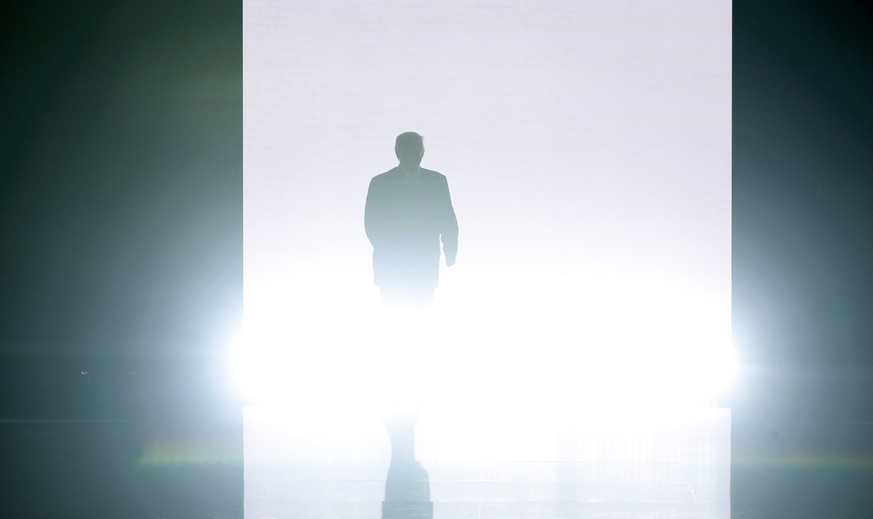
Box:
[2,1,872,517]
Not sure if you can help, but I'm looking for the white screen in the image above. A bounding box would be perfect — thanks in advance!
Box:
[241,0,732,409]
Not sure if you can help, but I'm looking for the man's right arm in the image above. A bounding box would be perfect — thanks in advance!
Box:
[364,177,381,247]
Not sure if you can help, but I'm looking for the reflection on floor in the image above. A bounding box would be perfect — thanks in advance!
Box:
[244,406,730,518]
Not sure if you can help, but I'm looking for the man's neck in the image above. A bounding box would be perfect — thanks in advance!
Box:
[399,163,420,176]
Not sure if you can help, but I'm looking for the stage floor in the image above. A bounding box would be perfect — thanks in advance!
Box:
[244,406,730,518]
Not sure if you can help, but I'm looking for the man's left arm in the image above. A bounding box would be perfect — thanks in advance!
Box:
[439,176,459,266]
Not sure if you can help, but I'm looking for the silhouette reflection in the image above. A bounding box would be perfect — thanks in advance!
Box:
[382,410,432,519]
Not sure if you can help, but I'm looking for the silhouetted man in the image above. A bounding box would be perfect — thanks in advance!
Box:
[365,132,458,309]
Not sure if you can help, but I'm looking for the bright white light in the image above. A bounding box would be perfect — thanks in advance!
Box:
[229,261,735,431]
[434,264,735,411]
[230,264,452,428]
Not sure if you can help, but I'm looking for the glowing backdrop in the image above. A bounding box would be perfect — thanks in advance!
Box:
[240,0,732,414]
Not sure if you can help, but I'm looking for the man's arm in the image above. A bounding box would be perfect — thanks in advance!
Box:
[440,176,459,266]
[364,177,382,248]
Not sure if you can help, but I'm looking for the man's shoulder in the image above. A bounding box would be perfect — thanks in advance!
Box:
[370,167,447,183]
[420,168,447,181]
[370,167,401,184]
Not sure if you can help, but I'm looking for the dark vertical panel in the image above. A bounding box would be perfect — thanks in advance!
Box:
[733,0,873,371]
[1,1,243,517]
[1,0,242,356]
[732,3,873,516]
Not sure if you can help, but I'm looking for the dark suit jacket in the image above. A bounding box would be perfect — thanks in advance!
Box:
[364,166,458,289]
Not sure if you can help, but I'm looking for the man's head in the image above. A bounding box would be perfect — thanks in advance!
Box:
[395,132,424,168]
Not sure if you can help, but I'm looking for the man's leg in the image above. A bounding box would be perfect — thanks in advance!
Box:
[379,282,435,312]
